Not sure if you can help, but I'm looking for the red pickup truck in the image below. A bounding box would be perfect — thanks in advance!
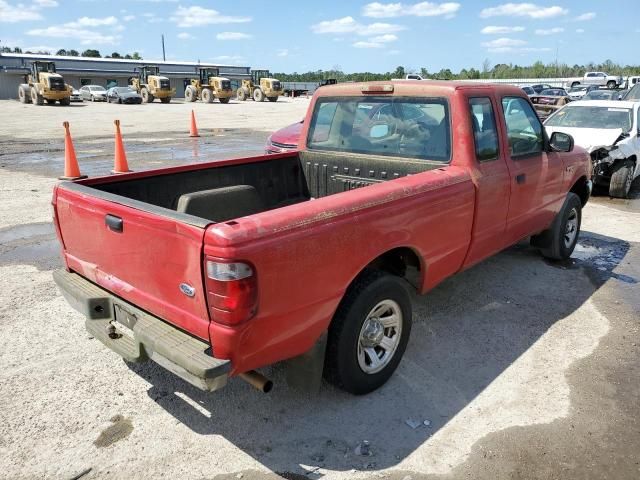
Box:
[53,81,592,395]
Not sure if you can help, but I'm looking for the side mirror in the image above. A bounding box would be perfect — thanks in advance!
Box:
[549,131,574,153]
[369,124,390,139]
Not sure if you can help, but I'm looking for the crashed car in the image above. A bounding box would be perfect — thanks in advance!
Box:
[545,100,640,198]
[530,89,572,120]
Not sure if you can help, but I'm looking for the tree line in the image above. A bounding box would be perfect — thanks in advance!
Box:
[275,60,640,82]
[0,46,142,59]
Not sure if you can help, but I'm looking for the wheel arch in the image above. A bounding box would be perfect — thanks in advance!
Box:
[355,246,425,292]
[569,175,591,206]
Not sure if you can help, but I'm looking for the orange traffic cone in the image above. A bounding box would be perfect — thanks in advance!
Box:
[190,109,200,137]
[111,119,131,174]
[59,121,86,180]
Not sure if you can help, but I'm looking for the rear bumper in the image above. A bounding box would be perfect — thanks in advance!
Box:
[53,269,231,391]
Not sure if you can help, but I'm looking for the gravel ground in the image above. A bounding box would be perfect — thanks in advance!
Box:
[0,98,639,480]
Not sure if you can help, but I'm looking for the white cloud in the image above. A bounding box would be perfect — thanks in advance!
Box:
[576,28,584,33]
[353,33,398,48]
[123,15,135,21]
[362,1,461,18]
[177,32,194,40]
[0,0,42,22]
[480,3,568,19]
[535,27,563,35]
[216,31,252,40]
[171,6,250,28]
[482,37,526,48]
[574,12,595,21]
[34,0,58,6]
[277,48,289,57]
[27,17,122,45]
[481,25,525,34]
[370,33,398,42]
[311,16,405,36]
[353,41,384,48]
[481,37,552,53]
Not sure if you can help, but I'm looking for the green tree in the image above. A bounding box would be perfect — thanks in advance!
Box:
[81,49,101,58]
[131,52,142,60]
[393,65,406,78]
[68,49,79,56]
[56,49,67,56]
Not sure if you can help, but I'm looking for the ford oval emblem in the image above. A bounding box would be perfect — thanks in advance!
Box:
[179,283,195,297]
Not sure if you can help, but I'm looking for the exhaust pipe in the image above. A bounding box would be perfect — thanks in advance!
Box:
[239,370,273,393]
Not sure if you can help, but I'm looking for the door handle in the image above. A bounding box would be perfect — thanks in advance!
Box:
[515,173,526,184]
[105,214,123,233]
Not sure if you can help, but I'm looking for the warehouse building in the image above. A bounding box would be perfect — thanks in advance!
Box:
[0,53,251,99]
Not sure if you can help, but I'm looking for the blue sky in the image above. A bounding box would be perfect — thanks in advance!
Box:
[1,1,638,72]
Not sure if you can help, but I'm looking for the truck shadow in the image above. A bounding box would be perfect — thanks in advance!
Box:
[126,230,631,476]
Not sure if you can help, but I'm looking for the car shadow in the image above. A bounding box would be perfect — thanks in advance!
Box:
[126,230,631,474]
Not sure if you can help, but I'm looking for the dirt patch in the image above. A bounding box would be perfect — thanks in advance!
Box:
[93,414,133,448]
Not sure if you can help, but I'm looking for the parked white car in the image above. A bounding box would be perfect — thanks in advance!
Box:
[79,85,107,102]
[545,100,640,198]
[567,84,599,100]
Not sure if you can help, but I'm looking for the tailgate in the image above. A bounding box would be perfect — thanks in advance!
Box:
[55,183,211,340]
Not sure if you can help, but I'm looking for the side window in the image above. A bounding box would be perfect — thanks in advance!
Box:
[469,97,499,162]
[586,73,595,78]
[501,97,543,158]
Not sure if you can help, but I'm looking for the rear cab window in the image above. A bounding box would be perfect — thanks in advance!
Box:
[307,96,451,163]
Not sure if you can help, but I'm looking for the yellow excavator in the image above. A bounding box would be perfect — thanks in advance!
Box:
[185,67,233,104]
[129,65,175,103]
[18,61,72,105]
[236,69,282,102]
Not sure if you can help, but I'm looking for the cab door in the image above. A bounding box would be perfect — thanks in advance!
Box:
[499,96,564,243]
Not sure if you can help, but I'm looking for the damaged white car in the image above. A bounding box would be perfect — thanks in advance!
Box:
[545,100,640,198]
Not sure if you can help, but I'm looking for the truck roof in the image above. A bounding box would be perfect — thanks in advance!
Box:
[315,80,525,98]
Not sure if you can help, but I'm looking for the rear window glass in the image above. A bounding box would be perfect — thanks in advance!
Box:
[307,96,451,162]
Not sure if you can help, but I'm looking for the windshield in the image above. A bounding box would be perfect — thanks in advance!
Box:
[545,105,633,132]
[90,86,106,91]
[307,96,450,162]
[584,90,617,100]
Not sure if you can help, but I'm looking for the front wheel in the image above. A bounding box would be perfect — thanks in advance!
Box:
[141,88,150,103]
[253,88,264,102]
[609,160,634,198]
[606,80,617,89]
[534,192,582,261]
[201,89,213,103]
[237,88,247,101]
[324,270,412,395]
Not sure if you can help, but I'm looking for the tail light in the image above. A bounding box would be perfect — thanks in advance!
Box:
[204,259,258,326]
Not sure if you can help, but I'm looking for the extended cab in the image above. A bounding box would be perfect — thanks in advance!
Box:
[53,81,592,395]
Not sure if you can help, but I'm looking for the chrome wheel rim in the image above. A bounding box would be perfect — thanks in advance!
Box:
[564,208,578,248]
[357,299,402,374]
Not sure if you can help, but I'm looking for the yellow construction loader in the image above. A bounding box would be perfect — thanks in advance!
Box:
[129,65,175,103]
[185,67,233,104]
[236,69,282,102]
[18,61,72,105]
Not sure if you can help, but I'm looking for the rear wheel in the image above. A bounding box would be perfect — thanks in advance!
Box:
[253,88,264,102]
[219,97,230,104]
[160,97,171,103]
[201,89,213,103]
[18,85,30,103]
[237,88,247,101]
[324,270,412,395]
[609,160,634,198]
[185,87,197,102]
[59,97,70,106]
[534,193,582,261]
[606,80,617,89]
[30,87,43,105]
[267,96,278,102]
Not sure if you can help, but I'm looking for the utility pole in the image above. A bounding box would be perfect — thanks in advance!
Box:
[161,34,166,62]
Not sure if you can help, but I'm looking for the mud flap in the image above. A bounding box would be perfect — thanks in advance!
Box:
[284,332,327,393]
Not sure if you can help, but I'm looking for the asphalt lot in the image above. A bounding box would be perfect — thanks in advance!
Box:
[0,98,639,480]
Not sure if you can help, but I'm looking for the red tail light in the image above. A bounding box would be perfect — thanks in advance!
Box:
[204,258,258,326]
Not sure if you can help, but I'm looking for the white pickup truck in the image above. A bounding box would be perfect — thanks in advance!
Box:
[569,72,623,89]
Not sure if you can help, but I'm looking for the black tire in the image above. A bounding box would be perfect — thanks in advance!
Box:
[253,88,265,102]
[160,97,171,103]
[219,97,230,104]
[59,97,70,106]
[606,80,617,89]
[185,87,197,102]
[45,99,55,105]
[609,160,634,198]
[534,193,582,261]
[324,270,412,395]
[267,96,278,102]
